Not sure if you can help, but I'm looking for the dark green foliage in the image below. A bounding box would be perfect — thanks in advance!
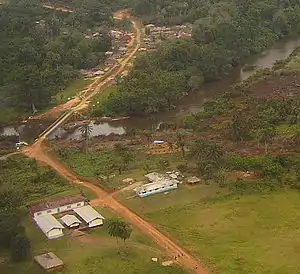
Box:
[107,219,132,242]
[0,156,69,205]
[102,0,300,116]
[0,213,24,249]
[10,233,31,262]
[0,0,113,113]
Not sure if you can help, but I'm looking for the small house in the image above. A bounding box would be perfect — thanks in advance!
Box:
[29,194,86,218]
[34,252,64,271]
[74,205,105,228]
[186,176,201,185]
[60,214,81,228]
[34,215,64,239]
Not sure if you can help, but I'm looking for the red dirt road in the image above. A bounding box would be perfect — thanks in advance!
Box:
[23,140,208,274]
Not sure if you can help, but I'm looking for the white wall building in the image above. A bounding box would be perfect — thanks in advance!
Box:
[60,214,82,228]
[34,215,64,239]
[29,195,86,218]
[135,172,179,197]
[74,205,105,228]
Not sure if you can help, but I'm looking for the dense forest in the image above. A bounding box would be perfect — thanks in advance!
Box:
[100,0,300,116]
[0,0,116,117]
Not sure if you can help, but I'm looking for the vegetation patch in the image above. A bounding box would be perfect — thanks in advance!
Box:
[144,191,300,274]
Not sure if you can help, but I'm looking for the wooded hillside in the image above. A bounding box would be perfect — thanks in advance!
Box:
[100,0,300,116]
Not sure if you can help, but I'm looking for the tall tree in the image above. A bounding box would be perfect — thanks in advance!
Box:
[79,123,93,154]
[10,233,30,262]
[107,219,132,250]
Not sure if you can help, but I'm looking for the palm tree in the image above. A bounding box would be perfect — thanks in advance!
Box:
[107,219,132,252]
[176,131,186,157]
[79,123,93,154]
[256,126,276,155]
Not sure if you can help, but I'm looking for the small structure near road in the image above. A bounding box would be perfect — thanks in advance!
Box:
[135,172,180,197]
[73,205,105,228]
[186,176,201,185]
[34,252,64,271]
[34,215,64,239]
[60,214,82,228]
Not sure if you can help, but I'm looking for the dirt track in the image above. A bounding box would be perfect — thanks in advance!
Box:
[21,10,208,274]
[24,140,207,274]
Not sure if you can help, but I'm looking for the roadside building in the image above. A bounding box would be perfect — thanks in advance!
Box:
[34,214,64,239]
[73,205,105,228]
[60,214,82,228]
[29,194,86,218]
[34,252,64,271]
[135,180,178,198]
[136,172,179,197]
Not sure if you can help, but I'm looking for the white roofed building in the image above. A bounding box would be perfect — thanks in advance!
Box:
[74,205,105,228]
[60,214,81,228]
[34,215,64,239]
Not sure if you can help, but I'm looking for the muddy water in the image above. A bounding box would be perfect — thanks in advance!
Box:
[2,37,300,142]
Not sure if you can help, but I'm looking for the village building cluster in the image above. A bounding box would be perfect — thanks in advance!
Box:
[80,28,134,78]
[135,171,200,198]
[140,24,192,52]
[29,194,104,239]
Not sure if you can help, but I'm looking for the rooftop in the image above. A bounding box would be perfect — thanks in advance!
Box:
[34,214,64,233]
[34,252,64,270]
[73,205,105,223]
[136,179,178,193]
[60,214,81,227]
[29,194,86,215]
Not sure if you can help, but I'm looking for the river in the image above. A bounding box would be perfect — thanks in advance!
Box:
[2,37,300,142]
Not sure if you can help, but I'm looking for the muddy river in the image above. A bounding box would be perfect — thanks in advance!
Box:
[2,37,300,142]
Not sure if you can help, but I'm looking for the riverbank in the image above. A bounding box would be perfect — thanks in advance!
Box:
[44,43,300,273]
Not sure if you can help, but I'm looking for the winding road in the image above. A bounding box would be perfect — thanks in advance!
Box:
[22,9,208,274]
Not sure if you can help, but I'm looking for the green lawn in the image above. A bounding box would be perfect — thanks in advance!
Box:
[0,207,185,274]
[52,78,93,105]
[117,183,228,215]
[140,190,300,274]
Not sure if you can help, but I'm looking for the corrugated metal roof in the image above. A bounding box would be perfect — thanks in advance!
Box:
[29,194,86,215]
[34,215,64,234]
[73,205,104,223]
[34,252,63,270]
[60,214,81,226]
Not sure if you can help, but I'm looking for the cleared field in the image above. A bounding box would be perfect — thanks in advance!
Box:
[137,190,300,274]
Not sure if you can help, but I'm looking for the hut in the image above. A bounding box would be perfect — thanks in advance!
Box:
[34,252,64,271]
[186,176,201,185]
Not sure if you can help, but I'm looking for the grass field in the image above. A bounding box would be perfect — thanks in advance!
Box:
[52,78,93,105]
[0,207,185,274]
[128,190,300,274]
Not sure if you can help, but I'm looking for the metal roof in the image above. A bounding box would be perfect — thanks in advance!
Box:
[60,214,81,227]
[136,180,178,193]
[29,194,86,215]
[34,252,64,270]
[73,205,104,223]
[34,214,64,234]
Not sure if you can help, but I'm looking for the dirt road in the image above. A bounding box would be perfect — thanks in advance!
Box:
[21,9,208,274]
[24,140,207,274]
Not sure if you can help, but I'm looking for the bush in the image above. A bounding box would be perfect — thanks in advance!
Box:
[10,233,30,262]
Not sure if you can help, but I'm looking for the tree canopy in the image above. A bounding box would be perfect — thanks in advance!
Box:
[0,0,114,113]
[100,0,300,116]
